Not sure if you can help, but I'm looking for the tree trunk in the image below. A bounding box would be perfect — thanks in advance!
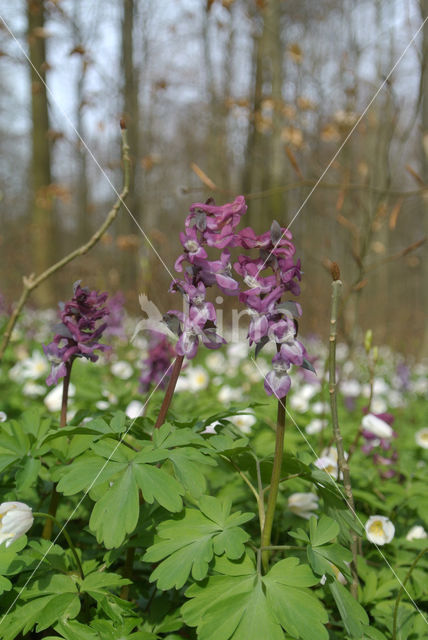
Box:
[120,0,140,294]
[27,0,54,305]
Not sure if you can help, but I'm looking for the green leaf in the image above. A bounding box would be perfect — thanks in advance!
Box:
[15,456,41,492]
[56,455,123,495]
[329,580,369,638]
[0,575,12,595]
[81,571,130,595]
[133,463,184,512]
[168,448,215,497]
[183,557,329,640]
[89,465,139,548]
[55,620,100,640]
[309,515,340,547]
[308,543,353,579]
[144,498,252,589]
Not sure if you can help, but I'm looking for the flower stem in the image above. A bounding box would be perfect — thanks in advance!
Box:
[328,273,359,597]
[261,396,286,573]
[392,546,427,640]
[43,360,73,540]
[60,360,73,428]
[154,355,184,430]
[34,512,84,580]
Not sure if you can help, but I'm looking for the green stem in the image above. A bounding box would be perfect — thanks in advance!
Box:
[43,360,73,540]
[34,512,84,580]
[392,547,427,640]
[329,276,359,598]
[153,355,184,430]
[261,397,286,572]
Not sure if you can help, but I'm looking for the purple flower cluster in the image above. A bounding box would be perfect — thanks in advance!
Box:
[139,331,175,393]
[167,196,247,359]
[104,292,126,340]
[234,220,305,399]
[166,195,307,399]
[43,281,110,386]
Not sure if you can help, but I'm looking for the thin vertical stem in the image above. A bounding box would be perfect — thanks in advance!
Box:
[43,360,73,539]
[60,360,73,428]
[154,355,184,430]
[34,512,84,580]
[329,271,359,597]
[261,397,286,572]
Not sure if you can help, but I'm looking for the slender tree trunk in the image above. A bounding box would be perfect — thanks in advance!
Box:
[121,0,140,292]
[27,0,54,305]
[419,0,428,356]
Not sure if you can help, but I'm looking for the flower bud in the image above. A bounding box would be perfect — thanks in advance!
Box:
[0,502,33,548]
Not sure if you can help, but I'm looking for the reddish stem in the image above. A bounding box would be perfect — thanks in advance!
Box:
[154,355,184,430]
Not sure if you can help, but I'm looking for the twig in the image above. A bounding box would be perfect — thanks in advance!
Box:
[328,263,359,598]
[0,123,130,363]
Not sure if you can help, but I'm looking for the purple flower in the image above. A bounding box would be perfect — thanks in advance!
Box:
[139,331,175,393]
[173,306,225,359]
[186,195,247,234]
[264,351,292,398]
[105,292,126,339]
[43,281,110,386]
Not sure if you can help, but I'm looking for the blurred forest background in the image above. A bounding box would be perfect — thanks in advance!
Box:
[0,0,426,354]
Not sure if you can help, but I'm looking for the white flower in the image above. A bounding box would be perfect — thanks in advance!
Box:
[335,343,349,362]
[315,456,338,479]
[0,502,33,548]
[0,411,7,423]
[205,352,227,374]
[44,383,76,412]
[125,400,145,419]
[312,401,329,415]
[218,385,243,404]
[95,400,110,410]
[227,342,249,363]
[373,378,389,395]
[9,350,48,382]
[111,361,133,380]
[201,420,221,435]
[22,381,45,398]
[288,492,319,519]
[340,379,361,397]
[228,410,256,434]
[406,525,427,541]
[415,428,428,449]
[305,418,327,435]
[175,376,190,392]
[321,446,348,462]
[370,397,388,414]
[365,515,395,545]
[361,414,393,439]
[186,366,209,391]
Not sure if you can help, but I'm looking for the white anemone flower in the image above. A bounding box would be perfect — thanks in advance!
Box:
[111,361,133,380]
[361,414,394,439]
[186,366,209,391]
[228,410,256,434]
[415,428,428,449]
[23,381,45,398]
[125,400,145,419]
[205,352,227,374]
[315,456,338,479]
[370,397,388,414]
[201,420,221,435]
[305,418,327,435]
[406,525,427,541]
[365,515,395,545]
[44,383,76,412]
[0,502,34,548]
[340,380,361,397]
[0,411,7,423]
[9,350,49,382]
[218,385,243,404]
[288,492,319,519]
